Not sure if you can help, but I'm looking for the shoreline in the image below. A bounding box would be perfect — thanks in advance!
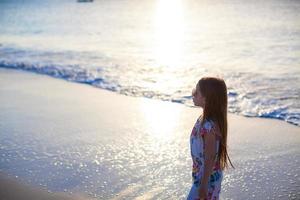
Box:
[0,68,299,199]
[0,65,298,127]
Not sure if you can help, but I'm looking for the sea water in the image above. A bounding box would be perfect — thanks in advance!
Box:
[0,0,299,126]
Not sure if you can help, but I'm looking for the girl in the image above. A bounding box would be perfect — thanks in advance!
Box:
[187,77,234,200]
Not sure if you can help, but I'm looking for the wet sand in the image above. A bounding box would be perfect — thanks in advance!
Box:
[0,173,90,200]
[0,68,299,199]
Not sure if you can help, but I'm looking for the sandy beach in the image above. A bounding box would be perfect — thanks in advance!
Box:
[0,68,299,199]
[0,172,90,200]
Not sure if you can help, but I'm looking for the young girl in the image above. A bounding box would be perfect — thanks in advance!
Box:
[187,77,234,200]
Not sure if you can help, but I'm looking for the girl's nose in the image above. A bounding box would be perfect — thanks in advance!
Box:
[192,88,196,97]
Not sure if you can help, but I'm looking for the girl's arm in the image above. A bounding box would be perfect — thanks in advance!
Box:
[198,127,217,198]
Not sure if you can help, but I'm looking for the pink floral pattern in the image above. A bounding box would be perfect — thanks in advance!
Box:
[187,118,223,200]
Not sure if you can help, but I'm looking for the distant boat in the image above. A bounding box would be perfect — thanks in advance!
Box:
[77,0,93,2]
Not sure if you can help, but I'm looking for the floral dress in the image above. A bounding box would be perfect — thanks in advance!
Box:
[187,117,223,200]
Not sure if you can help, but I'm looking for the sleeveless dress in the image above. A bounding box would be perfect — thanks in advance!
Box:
[187,118,223,200]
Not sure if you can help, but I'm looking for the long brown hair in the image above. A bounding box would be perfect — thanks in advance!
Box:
[198,77,234,170]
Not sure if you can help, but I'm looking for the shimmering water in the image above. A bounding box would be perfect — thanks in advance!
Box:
[0,0,300,125]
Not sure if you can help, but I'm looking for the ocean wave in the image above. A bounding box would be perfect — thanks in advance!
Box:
[0,60,190,103]
[0,61,299,126]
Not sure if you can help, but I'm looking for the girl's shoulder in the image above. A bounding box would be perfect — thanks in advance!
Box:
[200,119,214,133]
[200,118,221,139]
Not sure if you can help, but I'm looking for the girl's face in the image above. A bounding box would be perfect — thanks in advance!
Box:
[192,84,205,108]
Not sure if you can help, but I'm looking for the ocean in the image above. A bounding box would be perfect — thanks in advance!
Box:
[0,0,299,125]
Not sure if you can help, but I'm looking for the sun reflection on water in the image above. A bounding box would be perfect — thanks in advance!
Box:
[153,0,186,68]
[139,98,181,142]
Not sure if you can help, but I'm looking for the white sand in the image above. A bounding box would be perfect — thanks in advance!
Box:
[0,68,299,199]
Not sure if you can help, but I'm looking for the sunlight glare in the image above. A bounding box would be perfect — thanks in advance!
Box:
[139,98,181,141]
[154,0,185,68]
